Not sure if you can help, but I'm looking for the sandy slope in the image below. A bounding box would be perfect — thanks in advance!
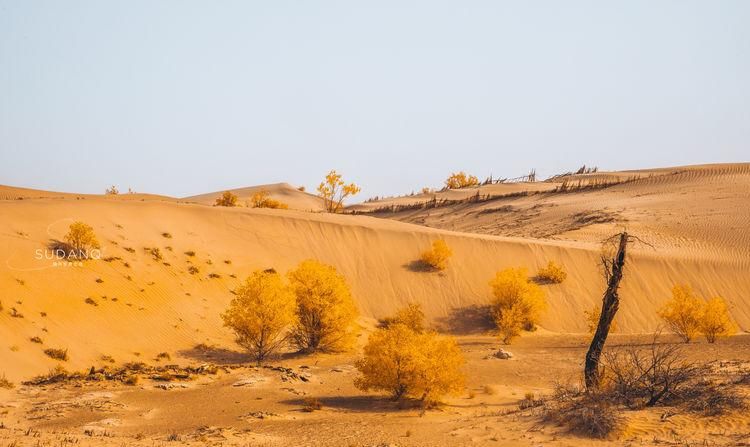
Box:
[1,191,748,381]
[182,182,325,211]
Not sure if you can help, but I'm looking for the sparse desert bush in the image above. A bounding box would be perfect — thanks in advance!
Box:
[317,170,361,213]
[355,323,465,404]
[302,397,322,412]
[584,304,617,334]
[44,348,69,361]
[188,265,200,275]
[543,384,623,439]
[10,307,24,318]
[378,303,426,333]
[222,270,296,364]
[85,297,98,306]
[64,221,100,258]
[208,272,221,279]
[250,190,289,209]
[100,354,115,363]
[489,268,546,344]
[155,352,171,362]
[419,240,453,271]
[297,185,306,192]
[444,172,479,189]
[0,373,15,389]
[123,246,136,253]
[287,260,358,352]
[215,191,238,207]
[536,261,567,283]
[105,185,119,195]
[421,187,434,194]
[658,285,704,343]
[30,336,43,344]
[161,232,172,239]
[699,296,737,343]
[145,247,163,261]
[185,250,196,257]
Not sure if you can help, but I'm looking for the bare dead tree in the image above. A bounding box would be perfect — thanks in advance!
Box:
[584,232,629,389]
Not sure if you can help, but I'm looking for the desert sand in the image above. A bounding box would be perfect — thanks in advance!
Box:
[1,163,749,446]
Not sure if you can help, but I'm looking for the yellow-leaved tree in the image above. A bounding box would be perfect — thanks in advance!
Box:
[444,172,479,189]
[317,170,361,213]
[287,260,359,352]
[378,303,426,333]
[536,261,567,284]
[222,270,296,364]
[355,310,464,404]
[658,285,703,343]
[419,240,453,271]
[699,297,737,343]
[215,191,238,207]
[250,190,289,209]
[64,222,100,259]
[489,268,546,344]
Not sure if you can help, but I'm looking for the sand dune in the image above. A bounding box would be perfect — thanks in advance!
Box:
[1,180,748,381]
[182,182,325,211]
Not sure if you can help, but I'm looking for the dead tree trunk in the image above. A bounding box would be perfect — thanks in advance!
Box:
[584,231,629,390]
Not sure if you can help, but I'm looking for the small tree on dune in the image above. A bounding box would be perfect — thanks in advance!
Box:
[222,270,296,364]
[699,296,736,343]
[419,240,453,271]
[250,190,289,209]
[658,285,703,343]
[287,259,359,352]
[317,170,361,213]
[64,221,100,259]
[536,261,567,284]
[444,172,479,189]
[215,191,238,207]
[355,320,465,404]
[489,267,546,344]
[105,185,119,195]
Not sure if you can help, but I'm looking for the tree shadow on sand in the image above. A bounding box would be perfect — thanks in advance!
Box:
[402,259,440,273]
[178,344,253,365]
[435,305,495,335]
[280,396,424,413]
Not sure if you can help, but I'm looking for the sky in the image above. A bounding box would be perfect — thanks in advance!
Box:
[1,1,748,199]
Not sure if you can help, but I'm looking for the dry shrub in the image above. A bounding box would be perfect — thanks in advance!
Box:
[222,270,296,364]
[444,172,479,189]
[44,348,69,361]
[489,268,546,344]
[85,297,98,306]
[317,170,361,213]
[287,260,358,353]
[354,323,465,405]
[0,373,14,389]
[658,285,703,342]
[30,336,43,344]
[302,397,322,412]
[378,303,426,333]
[536,261,567,284]
[214,191,238,207]
[184,250,196,257]
[188,265,200,275]
[543,383,623,439]
[419,240,453,271]
[250,190,289,209]
[161,232,172,239]
[155,352,171,361]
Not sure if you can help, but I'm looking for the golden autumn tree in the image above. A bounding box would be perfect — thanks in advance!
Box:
[444,172,479,189]
[536,260,567,283]
[354,323,465,404]
[699,297,737,343]
[215,191,238,207]
[222,270,296,364]
[658,285,703,343]
[287,260,359,352]
[489,268,546,344]
[317,170,361,213]
[64,221,100,258]
[419,240,453,271]
[379,303,426,333]
[250,190,289,209]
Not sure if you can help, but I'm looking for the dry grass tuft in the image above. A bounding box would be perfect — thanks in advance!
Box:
[44,348,69,361]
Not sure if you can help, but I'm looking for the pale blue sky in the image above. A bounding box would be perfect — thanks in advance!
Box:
[1,1,748,198]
